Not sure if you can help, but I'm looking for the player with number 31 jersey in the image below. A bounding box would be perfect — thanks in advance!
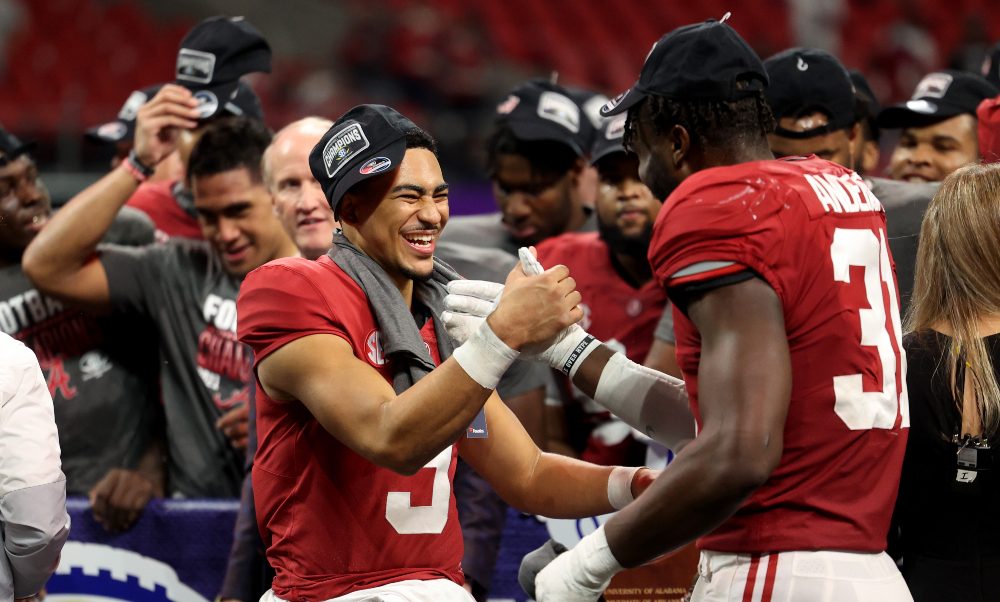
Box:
[650,155,909,553]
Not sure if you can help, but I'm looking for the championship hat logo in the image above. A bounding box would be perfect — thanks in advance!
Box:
[365,329,386,366]
[176,48,216,84]
[537,91,581,133]
[322,122,370,178]
[359,156,392,175]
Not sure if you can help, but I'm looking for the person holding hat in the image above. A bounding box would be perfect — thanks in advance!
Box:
[0,126,165,533]
[86,83,184,183]
[879,70,998,183]
[235,103,658,602]
[125,15,271,240]
[442,79,595,255]
[445,18,912,600]
[23,86,298,499]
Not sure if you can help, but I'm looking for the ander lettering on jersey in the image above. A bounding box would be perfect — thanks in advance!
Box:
[804,172,883,214]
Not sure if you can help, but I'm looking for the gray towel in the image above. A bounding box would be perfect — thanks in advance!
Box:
[328,231,461,394]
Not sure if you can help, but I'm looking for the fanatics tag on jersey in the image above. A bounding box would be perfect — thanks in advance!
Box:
[466,409,488,438]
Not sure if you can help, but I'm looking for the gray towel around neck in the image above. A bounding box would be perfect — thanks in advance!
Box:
[328,232,461,394]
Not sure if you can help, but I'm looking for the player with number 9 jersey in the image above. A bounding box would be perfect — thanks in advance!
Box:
[649,155,909,553]
[239,258,464,600]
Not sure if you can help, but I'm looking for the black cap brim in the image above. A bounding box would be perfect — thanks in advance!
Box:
[505,117,584,156]
[600,84,647,117]
[182,80,241,121]
[876,99,970,129]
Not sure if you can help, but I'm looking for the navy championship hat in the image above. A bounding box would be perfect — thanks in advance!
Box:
[765,47,857,137]
[0,127,33,167]
[309,104,419,215]
[602,17,768,117]
[86,83,163,144]
[590,114,628,164]
[495,79,585,155]
[175,16,271,120]
[877,70,999,129]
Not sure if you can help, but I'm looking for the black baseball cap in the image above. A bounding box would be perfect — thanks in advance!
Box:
[175,16,271,120]
[309,104,418,215]
[765,47,856,138]
[85,84,164,145]
[601,18,768,117]
[495,79,585,155]
[983,42,1000,88]
[590,114,628,164]
[877,70,998,129]
[0,127,33,167]
[565,85,610,157]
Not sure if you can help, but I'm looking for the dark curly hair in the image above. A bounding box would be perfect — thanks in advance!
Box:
[625,87,775,153]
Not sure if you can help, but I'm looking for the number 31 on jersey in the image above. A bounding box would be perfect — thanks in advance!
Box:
[831,227,909,431]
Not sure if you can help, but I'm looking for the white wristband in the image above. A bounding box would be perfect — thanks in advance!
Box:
[451,319,520,390]
[564,524,623,589]
[607,465,642,510]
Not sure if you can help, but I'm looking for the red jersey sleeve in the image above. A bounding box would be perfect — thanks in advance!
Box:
[648,174,790,304]
[237,260,351,364]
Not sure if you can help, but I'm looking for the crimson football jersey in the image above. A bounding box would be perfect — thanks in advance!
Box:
[537,233,667,464]
[126,180,202,240]
[238,256,464,600]
[648,156,909,553]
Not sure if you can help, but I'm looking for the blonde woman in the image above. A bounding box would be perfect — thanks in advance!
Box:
[897,162,1000,601]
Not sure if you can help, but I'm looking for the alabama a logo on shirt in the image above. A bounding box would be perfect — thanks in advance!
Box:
[365,329,385,366]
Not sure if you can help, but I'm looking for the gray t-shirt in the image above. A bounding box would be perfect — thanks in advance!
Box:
[442,211,597,256]
[436,240,548,400]
[0,265,158,494]
[101,239,247,497]
[653,304,676,345]
[868,177,938,317]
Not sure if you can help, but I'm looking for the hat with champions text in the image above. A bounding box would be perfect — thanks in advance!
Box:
[309,104,420,215]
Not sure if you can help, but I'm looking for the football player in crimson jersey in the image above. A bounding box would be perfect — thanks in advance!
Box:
[536,113,670,465]
[459,19,912,602]
[237,104,657,602]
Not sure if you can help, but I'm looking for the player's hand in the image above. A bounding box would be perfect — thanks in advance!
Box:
[442,279,502,344]
[88,469,159,532]
[133,84,200,167]
[518,539,567,599]
[534,550,607,602]
[486,250,583,351]
[216,404,250,451]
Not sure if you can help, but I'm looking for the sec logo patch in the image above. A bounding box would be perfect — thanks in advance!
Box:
[366,329,385,366]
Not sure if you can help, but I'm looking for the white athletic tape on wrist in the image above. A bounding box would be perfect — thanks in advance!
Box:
[452,319,519,390]
[594,353,696,450]
[563,524,623,590]
[607,465,642,510]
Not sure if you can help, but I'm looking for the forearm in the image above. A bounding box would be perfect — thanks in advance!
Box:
[572,345,695,449]
[503,452,617,518]
[133,434,166,497]
[23,167,137,285]
[603,435,763,568]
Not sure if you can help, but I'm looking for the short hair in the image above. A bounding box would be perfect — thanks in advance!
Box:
[485,125,579,179]
[626,85,776,153]
[404,127,438,153]
[188,116,273,183]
